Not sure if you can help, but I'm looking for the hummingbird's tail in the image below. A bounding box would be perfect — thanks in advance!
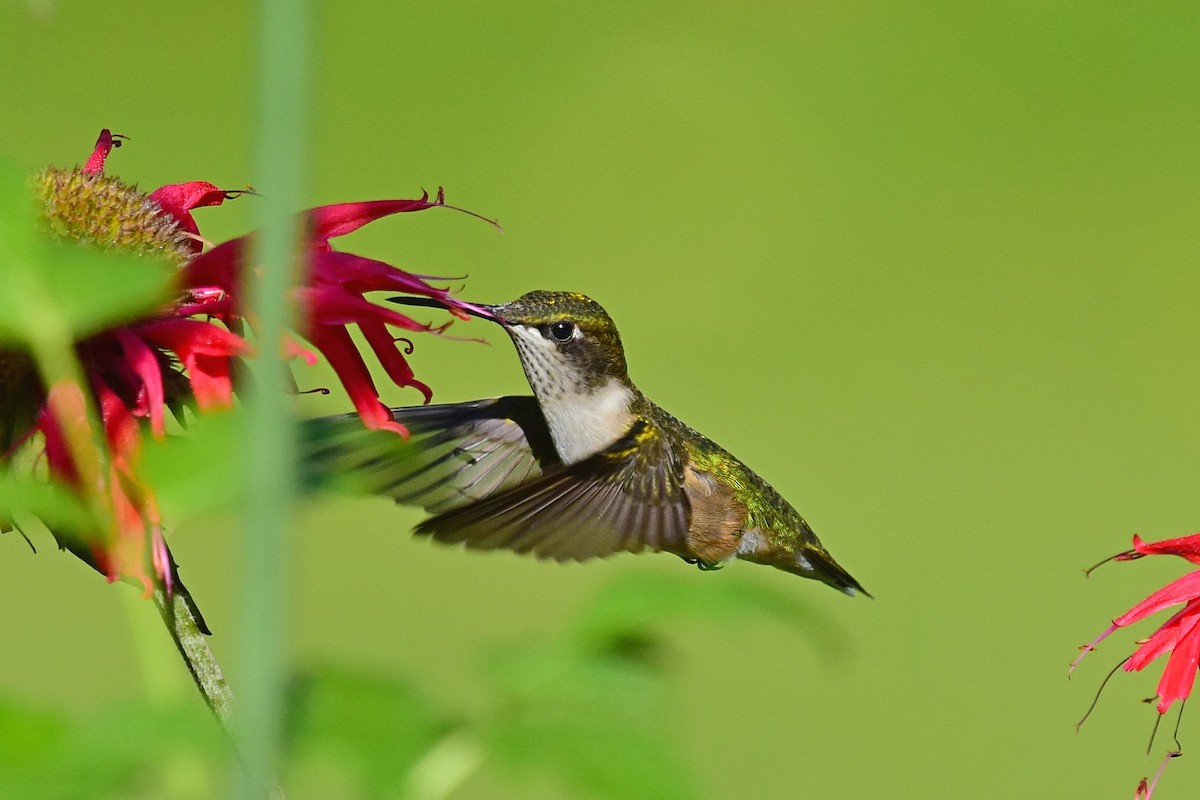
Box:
[741,535,870,597]
[793,546,871,598]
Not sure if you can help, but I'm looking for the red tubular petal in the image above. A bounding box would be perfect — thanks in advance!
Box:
[1154,605,1200,712]
[141,318,248,358]
[152,527,172,596]
[309,252,492,318]
[1070,623,1120,673]
[300,286,433,332]
[307,196,439,244]
[109,462,143,532]
[359,319,432,402]
[35,407,78,487]
[1133,533,1200,566]
[84,129,117,174]
[150,181,233,216]
[310,251,445,295]
[115,330,166,437]
[188,354,235,408]
[308,325,408,436]
[149,181,235,253]
[1126,605,1191,671]
[283,335,319,365]
[38,381,98,489]
[140,319,246,409]
[94,379,139,463]
[180,237,246,295]
[1113,571,1200,628]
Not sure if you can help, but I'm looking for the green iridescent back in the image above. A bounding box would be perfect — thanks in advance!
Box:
[641,399,821,553]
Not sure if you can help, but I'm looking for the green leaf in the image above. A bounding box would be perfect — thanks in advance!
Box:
[139,410,247,520]
[476,572,852,800]
[482,639,700,800]
[0,696,223,800]
[61,701,224,799]
[34,240,174,339]
[0,473,98,535]
[284,667,448,798]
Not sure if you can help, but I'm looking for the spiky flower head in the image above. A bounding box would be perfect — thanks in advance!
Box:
[36,132,198,267]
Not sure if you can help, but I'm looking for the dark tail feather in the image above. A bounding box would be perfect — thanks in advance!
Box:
[818,554,870,598]
[749,542,870,598]
[798,546,870,598]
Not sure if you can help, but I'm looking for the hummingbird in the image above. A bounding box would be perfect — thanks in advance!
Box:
[305,290,866,596]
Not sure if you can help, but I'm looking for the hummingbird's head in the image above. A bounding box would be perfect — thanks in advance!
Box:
[485,291,631,399]
[388,289,639,463]
[485,291,639,463]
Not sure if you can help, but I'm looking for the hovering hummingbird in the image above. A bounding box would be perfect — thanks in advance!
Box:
[305,291,866,595]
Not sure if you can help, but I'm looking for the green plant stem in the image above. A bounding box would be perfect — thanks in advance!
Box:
[154,587,236,725]
[233,0,309,797]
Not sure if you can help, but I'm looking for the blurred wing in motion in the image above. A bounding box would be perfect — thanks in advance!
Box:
[302,396,560,513]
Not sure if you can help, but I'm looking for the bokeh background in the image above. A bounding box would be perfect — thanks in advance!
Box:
[2,1,1200,797]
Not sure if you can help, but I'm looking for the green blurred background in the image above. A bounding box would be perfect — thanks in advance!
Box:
[3,1,1200,797]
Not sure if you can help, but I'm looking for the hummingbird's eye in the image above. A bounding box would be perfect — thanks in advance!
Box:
[545,321,576,343]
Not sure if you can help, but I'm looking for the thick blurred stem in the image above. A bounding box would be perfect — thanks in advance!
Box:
[154,588,236,725]
[231,0,309,795]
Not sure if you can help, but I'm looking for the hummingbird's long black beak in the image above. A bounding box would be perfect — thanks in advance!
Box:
[387,295,507,325]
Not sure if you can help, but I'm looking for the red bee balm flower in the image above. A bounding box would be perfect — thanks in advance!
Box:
[1074,533,1200,714]
[1073,532,1200,798]
[6,129,492,617]
[182,196,496,434]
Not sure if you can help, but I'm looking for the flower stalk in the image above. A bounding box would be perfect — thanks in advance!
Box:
[155,587,236,725]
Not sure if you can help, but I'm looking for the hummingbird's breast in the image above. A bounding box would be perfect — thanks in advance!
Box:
[538,379,637,464]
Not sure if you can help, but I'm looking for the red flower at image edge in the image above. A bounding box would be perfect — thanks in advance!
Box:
[1074,533,1200,715]
[15,129,493,612]
[1073,533,1200,798]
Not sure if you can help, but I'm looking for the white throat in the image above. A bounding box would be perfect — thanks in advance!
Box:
[539,378,636,464]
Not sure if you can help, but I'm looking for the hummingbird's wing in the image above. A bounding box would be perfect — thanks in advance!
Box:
[413,419,692,561]
[302,397,560,513]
